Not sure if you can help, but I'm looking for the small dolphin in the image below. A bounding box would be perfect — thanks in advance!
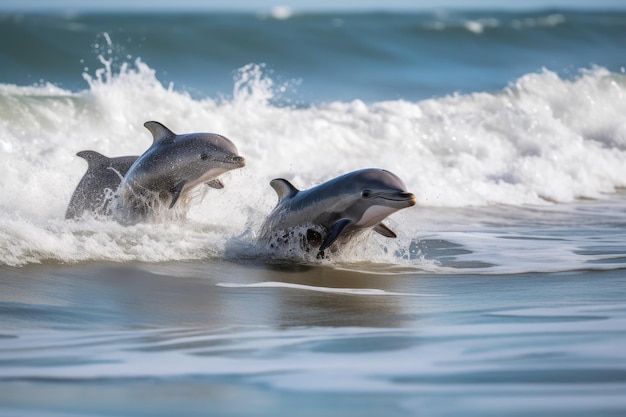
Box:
[259,168,416,257]
[112,121,245,224]
[65,151,138,219]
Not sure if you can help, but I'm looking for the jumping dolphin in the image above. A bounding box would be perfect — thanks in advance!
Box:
[112,121,245,224]
[66,151,138,219]
[259,168,416,257]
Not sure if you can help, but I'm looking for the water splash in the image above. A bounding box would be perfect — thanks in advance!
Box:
[1,46,626,267]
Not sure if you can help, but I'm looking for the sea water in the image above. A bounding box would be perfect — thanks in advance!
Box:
[1,9,626,417]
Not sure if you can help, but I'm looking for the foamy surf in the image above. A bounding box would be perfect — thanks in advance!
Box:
[0,54,625,268]
[216,281,441,296]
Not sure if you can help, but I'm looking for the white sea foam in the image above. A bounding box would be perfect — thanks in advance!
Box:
[0,58,625,267]
[427,14,564,33]
[464,19,499,34]
[512,14,566,29]
[270,6,293,20]
[216,281,439,296]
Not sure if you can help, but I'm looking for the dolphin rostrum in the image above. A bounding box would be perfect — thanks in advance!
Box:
[66,151,138,219]
[112,121,245,224]
[259,168,416,257]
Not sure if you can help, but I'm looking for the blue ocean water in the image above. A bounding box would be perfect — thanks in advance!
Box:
[2,10,626,102]
[1,8,626,417]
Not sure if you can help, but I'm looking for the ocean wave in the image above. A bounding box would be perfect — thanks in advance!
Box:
[0,58,625,267]
[423,13,566,34]
[3,11,626,104]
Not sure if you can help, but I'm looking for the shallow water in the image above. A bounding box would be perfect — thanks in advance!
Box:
[2,195,626,416]
[1,265,625,416]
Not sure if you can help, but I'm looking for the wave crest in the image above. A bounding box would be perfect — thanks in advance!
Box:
[1,56,625,266]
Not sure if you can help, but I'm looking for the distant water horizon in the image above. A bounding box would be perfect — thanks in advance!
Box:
[3,0,626,13]
[2,9,625,102]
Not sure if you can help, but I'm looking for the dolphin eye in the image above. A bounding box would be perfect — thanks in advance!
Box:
[200,153,209,160]
[361,189,372,198]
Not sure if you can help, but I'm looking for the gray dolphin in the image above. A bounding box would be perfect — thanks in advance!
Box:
[66,151,139,219]
[112,121,245,224]
[259,168,416,257]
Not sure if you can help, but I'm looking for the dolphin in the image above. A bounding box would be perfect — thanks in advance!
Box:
[112,121,246,225]
[259,168,416,257]
[65,151,138,219]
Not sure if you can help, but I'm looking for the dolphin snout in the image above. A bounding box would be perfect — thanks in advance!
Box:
[379,191,416,208]
[384,191,416,203]
[385,192,416,207]
[401,192,417,207]
[231,155,246,167]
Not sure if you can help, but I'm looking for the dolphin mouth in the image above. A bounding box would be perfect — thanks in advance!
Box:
[231,156,246,167]
[216,155,246,168]
[381,192,417,206]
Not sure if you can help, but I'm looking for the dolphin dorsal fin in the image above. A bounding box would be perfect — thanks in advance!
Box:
[270,178,299,202]
[76,150,108,167]
[144,121,176,144]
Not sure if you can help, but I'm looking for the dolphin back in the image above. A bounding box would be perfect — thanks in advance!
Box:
[66,151,138,219]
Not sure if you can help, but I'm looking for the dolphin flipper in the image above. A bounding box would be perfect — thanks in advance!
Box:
[319,218,353,255]
[374,223,397,238]
[206,179,224,189]
[169,181,186,208]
